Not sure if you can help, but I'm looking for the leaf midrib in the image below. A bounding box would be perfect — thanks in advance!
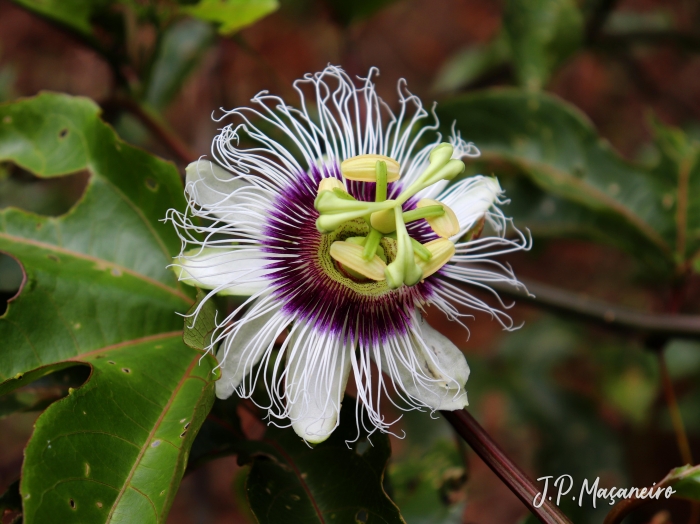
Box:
[264,438,326,523]
[0,231,192,305]
[480,151,672,255]
[104,351,204,523]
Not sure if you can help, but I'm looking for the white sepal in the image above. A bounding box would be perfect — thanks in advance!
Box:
[387,315,470,411]
[172,247,269,296]
[185,159,249,217]
[285,325,352,443]
[215,303,282,399]
[444,176,502,240]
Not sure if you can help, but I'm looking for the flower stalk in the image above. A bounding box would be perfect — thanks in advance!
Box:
[441,409,573,524]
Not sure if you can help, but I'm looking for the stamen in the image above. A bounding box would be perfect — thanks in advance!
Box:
[341,154,400,182]
[375,161,388,202]
[330,241,387,281]
[415,238,455,279]
[315,191,394,233]
[402,205,445,223]
[318,177,346,194]
[411,238,432,261]
[417,199,460,238]
[396,143,466,206]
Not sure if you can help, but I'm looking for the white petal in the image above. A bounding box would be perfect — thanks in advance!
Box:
[215,303,282,399]
[384,316,470,411]
[172,247,270,296]
[442,176,502,239]
[285,325,352,443]
[185,159,249,217]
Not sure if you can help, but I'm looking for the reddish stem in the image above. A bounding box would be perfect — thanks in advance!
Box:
[441,409,572,524]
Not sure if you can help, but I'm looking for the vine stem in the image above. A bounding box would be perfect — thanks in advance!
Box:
[102,96,196,165]
[441,409,572,524]
[491,278,700,340]
[659,352,694,466]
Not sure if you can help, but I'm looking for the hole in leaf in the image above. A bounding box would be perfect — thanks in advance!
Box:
[121,368,131,374]
[179,430,187,438]
[355,509,368,523]
[59,128,69,139]
[145,177,159,191]
[183,422,190,430]
[107,361,115,365]
[69,498,75,509]
[0,253,25,315]
[0,164,89,216]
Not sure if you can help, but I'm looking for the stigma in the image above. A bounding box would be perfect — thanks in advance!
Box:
[315,143,465,288]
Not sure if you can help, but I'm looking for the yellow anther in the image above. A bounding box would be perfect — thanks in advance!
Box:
[341,154,400,182]
[415,238,455,279]
[318,177,346,194]
[370,208,396,234]
[329,241,387,281]
[417,199,460,238]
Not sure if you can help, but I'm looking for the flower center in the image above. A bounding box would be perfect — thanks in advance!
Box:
[314,144,463,289]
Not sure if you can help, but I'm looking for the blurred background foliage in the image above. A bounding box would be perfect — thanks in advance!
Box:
[0,0,699,523]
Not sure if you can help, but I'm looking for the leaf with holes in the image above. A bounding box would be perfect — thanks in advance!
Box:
[242,396,405,524]
[437,90,677,275]
[0,93,219,523]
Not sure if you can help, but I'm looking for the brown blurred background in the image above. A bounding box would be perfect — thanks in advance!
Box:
[1,0,700,523]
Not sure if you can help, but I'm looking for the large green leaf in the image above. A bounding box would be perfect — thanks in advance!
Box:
[438,90,676,274]
[647,118,700,265]
[144,18,216,111]
[432,34,510,94]
[242,397,405,524]
[22,336,216,523]
[181,0,279,35]
[0,93,217,523]
[9,0,109,35]
[503,0,583,90]
[672,465,700,500]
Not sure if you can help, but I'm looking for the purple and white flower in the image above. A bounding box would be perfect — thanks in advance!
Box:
[166,66,529,443]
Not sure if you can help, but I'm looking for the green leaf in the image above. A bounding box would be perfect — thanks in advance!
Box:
[243,397,405,524]
[181,0,279,35]
[0,93,215,523]
[437,90,675,274]
[503,0,583,90]
[647,118,700,265]
[432,34,510,94]
[672,465,700,500]
[144,18,216,111]
[183,289,218,351]
[9,0,108,35]
[21,336,217,523]
[389,439,465,524]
